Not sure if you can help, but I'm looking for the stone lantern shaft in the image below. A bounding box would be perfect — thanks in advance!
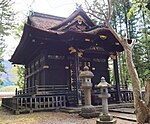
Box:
[96,77,116,124]
[79,66,97,118]
[84,88,91,106]
[102,96,108,115]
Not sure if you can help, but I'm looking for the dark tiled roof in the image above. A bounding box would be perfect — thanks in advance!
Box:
[28,11,66,30]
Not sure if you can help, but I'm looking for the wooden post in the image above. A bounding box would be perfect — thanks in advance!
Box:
[74,52,82,106]
[35,85,38,94]
[43,50,49,86]
[43,97,45,108]
[15,88,18,95]
[48,97,50,108]
[15,98,20,115]
[52,96,54,107]
[56,96,58,107]
[35,97,37,109]
[30,97,33,113]
[113,56,122,102]
[63,95,66,107]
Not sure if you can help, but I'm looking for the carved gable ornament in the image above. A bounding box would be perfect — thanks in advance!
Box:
[57,15,91,32]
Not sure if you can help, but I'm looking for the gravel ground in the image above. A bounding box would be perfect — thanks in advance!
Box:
[0,107,137,124]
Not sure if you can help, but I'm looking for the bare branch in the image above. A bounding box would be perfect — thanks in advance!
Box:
[107,0,112,21]
[85,0,91,10]
[85,0,106,22]
[95,1,109,23]
[123,33,135,49]
[86,11,105,22]
[122,33,136,50]
[131,39,136,49]
[101,10,109,23]
[89,9,104,17]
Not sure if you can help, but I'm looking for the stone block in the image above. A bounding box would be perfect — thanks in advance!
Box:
[80,105,99,118]
[99,114,113,121]
[96,114,116,124]
[96,118,116,124]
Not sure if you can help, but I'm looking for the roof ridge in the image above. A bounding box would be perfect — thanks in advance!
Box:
[29,11,66,21]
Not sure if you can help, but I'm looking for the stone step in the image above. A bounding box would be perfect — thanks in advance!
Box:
[111,112,136,122]
[60,103,134,114]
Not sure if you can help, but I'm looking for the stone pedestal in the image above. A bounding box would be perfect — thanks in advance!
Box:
[97,114,116,124]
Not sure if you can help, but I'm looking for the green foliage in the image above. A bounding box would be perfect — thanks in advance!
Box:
[0,42,5,72]
[128,0,150,85]
[12,21,25,89]
[109,0,150,85]
[0,0,15,37]
[0,80,3,85]
[0,0,15,85]
[128,0,149,19]
[16,65,25,89]
[109,0,133,84]
[12,21,25,39]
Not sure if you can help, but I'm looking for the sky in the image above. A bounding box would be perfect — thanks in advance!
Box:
[4,0,93,60]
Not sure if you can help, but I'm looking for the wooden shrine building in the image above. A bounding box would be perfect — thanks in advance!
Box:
[2,9,133,114]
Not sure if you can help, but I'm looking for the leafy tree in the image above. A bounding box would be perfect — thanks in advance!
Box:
[16,65,25,89]
[12,21,26,89]
[110,0,132,86]
[128,0,150,84]
[0,0,15,85]
[108,0,150,87]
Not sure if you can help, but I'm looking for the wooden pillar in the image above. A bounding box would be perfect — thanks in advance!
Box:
[24,66,27,91]
[74,52,82,106]
[42,49,49,85]
[113,56,122,102]
[106,57,110,82]
[44,53,49,85]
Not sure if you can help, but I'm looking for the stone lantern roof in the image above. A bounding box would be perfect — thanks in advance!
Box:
[79,66,94,78]
[96,77,111,88]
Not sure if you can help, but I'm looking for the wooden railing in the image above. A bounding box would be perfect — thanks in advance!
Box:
[111,85,128,90]
[16,86,37,95]
[2,95,66,114]
[120,90,134,102]
[16,85,68,96]
[92,90,135,105]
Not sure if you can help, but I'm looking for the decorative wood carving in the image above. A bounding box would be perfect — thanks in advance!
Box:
[58,15,91,32]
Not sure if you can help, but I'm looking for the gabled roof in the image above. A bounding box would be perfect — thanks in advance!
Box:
[10,9,125,65]
[27,9,96,32]
[50,8,95,32]
[27,11,66,30]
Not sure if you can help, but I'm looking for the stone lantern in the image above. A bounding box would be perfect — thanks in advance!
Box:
[79,66,97,118]
[96,77,116,124]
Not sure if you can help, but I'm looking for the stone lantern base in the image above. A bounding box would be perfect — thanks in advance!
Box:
[80,105,99,118]
[96,114,116,124]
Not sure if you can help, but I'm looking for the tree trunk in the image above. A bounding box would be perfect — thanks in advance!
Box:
[125,48,149,123]
[145,78,150,108]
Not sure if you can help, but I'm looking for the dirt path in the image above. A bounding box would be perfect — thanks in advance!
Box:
[0,107,136,124]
